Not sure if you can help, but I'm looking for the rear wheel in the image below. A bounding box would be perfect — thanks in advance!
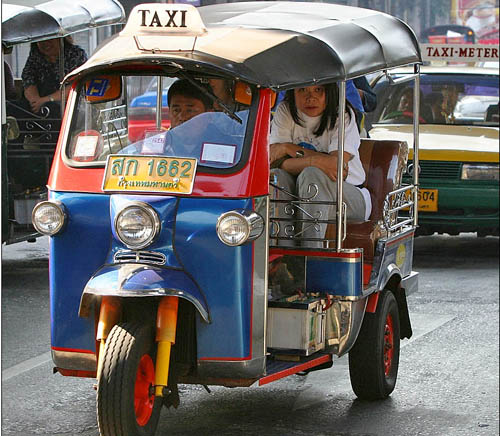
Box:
[348,290,400,400]
[97,322,162,436]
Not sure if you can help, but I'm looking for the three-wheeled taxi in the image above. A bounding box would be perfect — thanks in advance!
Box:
[32,3,422,435]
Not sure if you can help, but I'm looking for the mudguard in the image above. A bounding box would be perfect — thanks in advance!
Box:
[79,263,210,323]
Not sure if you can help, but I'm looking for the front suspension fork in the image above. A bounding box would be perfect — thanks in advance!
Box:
[155,296,179,397]
[96,296,121,380]
[95,295,178,398]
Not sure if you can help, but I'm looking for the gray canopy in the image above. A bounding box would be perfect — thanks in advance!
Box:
[65,1,422,90]
[1,0,125,47]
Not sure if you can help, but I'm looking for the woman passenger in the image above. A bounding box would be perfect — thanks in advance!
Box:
[269,83,371,247]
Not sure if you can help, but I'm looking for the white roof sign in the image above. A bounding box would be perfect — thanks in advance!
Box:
[421,43,499,63]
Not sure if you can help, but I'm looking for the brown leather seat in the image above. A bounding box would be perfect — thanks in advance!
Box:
[325,139,409,262]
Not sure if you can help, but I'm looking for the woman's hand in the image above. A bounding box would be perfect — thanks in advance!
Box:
[24,85,57,114]
[270,142,315,164]
[269,142,294,163]
[309,153,349,181]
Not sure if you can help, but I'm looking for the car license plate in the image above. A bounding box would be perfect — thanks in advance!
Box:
[417,188,438,212]
[102,155,197,194]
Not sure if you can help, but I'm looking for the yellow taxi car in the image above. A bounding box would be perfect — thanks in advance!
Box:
[368,65,499,236]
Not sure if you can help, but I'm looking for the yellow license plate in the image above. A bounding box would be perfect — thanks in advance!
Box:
[102,155,197,194]
[417,188,438,212]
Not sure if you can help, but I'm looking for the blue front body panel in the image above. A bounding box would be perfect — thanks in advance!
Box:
[174,198,253,359]
[50,192,112,352]
[50,192,254,360]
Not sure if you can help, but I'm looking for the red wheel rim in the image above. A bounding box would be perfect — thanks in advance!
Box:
[134,354,155,426]
[383,314,394,377]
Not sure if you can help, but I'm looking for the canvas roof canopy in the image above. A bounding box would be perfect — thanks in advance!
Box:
[1,0,125,47]
[64,1,422,90]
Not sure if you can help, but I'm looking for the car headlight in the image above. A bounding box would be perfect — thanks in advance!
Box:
[114,202,160,249]
[461,163,499,181]
[216,210,264,246]
[32,201,66,236]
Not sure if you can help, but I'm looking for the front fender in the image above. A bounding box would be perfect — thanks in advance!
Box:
[79,263,210,323]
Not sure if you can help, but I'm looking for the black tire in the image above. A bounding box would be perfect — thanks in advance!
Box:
[348,290,400,400]
[97,322,162,436]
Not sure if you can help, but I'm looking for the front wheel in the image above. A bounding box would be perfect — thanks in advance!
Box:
[348,290,400,400]
[97,322,162,436]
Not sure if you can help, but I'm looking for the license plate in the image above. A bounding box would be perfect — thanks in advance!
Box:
[417,188,438,212]
[102,155,197,194]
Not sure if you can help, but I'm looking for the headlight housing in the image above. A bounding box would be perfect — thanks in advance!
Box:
[216,210,264,246]
[114,202,160,249]
[32,201,66,236]
[461,163,499,181]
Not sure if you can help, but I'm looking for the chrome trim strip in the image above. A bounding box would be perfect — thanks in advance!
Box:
[325,298,367,357]
[401,271,419,296]
[251,196,268,372]
[197,356,266,379]
[114,249,166,265]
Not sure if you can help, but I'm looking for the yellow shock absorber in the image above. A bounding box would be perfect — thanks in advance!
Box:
[155,296,179,397]
[96,296,121,379]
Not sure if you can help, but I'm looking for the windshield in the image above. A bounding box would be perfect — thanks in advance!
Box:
[66,74,253,170]
[372,73,499,127]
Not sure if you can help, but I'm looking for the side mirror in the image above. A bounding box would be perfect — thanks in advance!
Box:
[85,76,122,103]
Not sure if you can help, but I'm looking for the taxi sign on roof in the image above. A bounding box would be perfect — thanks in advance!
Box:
[421,43,499,63]
[121,3,206,37]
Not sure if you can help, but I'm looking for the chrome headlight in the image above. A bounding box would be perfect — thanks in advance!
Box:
[32,201,66,236]
[461,163,499,181]
[216,210,264,246]
[114,202,160,249]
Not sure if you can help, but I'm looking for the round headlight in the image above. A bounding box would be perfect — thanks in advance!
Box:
[115,202,160,249]
[32,201,66,236]
[216,210,264,246]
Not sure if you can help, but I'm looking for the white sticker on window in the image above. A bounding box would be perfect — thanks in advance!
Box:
[142,131,166,154]
[74,135,98,157]
[201,143,236,164]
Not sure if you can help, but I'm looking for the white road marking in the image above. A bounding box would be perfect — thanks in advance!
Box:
[0,314,454,385]
[292,313,455,410]
[2,351,52,382]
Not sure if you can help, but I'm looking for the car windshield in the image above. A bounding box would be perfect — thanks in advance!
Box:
[372,72,499,127]
[66,74,253,170]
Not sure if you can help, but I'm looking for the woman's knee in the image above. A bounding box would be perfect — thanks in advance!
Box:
[297,166,336,198]
[297,166,326,184]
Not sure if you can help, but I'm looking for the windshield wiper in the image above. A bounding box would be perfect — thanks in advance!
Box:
[176,71,243,124]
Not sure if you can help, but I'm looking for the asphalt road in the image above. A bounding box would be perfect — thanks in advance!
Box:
[1,233,498,436]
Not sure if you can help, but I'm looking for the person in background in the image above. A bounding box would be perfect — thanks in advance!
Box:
[354,76,377,113]
[269,83,372,247]
[3,60,18,101]
[346,77,377,136]
[208,78,235,111]
[21,36,87,117]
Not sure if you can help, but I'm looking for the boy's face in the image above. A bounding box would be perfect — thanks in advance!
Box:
[294,85,326,118]
[169,94,207,128]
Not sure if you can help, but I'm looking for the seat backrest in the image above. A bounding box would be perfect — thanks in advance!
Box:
[359,139,409,221]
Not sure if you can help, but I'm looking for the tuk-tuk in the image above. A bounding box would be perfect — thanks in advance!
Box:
[1,0,125,245]
[31,3,421,435]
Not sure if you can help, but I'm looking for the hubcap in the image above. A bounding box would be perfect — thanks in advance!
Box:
[383,314,394,377]
[134,354,155,426]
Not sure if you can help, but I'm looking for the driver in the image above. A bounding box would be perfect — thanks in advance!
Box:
[168,79,213,128]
